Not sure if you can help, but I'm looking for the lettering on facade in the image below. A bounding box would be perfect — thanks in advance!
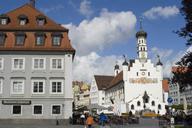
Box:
[129,77,158,84]
[2,100,31,105]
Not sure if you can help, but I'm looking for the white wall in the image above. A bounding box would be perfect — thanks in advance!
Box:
[124,59,163,103]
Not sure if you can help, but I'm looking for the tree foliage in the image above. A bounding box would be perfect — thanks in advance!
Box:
[171,0,192,92]
[172,52,192,92]
[175,0,192,46]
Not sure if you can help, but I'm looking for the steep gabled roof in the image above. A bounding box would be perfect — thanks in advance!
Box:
[0,4,68,31]
[108,71,123,89]
[94,75,114,90]
[0,4,75,53]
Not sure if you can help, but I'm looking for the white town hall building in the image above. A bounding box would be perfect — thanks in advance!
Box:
[90,25,169,115]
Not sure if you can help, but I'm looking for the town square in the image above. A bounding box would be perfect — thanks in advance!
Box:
[0,0,192,128]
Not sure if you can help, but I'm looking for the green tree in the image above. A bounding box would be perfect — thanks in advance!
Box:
[172,0,192,92]
[175,0,192,46]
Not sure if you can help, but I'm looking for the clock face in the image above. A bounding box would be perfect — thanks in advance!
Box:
[142,72,145,76]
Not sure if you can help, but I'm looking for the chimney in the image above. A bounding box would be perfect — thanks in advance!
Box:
[29,0,35,7]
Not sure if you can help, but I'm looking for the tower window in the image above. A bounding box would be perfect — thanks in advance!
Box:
[151,101,155,106]
[15,32,26,46]
[136,72,138,76]
[0,32,6,45]
[148,72,150,76]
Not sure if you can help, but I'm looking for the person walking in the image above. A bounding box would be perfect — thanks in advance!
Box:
[99,112,108,128]
[86,114,94,128]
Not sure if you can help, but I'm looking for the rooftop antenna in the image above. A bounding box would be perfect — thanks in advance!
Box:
[29,0,36,8]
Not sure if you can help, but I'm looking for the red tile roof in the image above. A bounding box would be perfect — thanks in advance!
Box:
[94,71,124,90]
[0,4,75,53]
[162,79,169,92]
[0,4,68,31]
[94,75,114,90]
[108,71,123,89]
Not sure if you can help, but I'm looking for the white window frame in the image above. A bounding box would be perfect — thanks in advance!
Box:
[11,79,24,94]
[19,19,26,25]
[50,58,64,70]
[32,104,43,116]
[31,79,45,94]
[50,80,64,94]
[12,105,22,115]
[0,58,3,70]
[0,79,3,94]
[32,58,46,70]
[1,19,7,25]
[51,104,62,116]
[12,58,25,70]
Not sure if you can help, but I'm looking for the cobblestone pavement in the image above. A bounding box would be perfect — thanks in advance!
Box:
[0,118,161,128]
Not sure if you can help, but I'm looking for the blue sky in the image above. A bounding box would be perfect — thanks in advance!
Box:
[0,0,189,82]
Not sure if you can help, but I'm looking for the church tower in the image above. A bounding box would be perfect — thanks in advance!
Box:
[136,18,148,61]
[114,62,120,76]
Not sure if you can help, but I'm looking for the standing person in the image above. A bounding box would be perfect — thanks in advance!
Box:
[86,114,94,128]
[99,112,108,127]
[80,113,85,125]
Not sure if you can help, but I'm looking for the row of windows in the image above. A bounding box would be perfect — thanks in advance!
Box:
[0,79,64,94]
[10,104,62,115]
[136,101,156,107]
[0,58,64,70]
[136,72,150,76]
[0,32,62,46]
[0,14,46,26]
[131,104,162,110]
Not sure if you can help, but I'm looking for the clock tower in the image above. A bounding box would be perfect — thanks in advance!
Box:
[136,18,148,61]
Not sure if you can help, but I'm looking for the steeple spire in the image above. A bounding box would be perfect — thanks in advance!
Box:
[156,55,163,66]
[139,16,143,30]
[136,17,148,61]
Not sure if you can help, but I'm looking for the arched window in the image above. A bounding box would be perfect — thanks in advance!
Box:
[137,101,141,106]
[151,101,155,106]
[158,104,161,110]
[131,104,134,110]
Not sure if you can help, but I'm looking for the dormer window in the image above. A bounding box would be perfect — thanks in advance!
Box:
[18,14,28,25]
[51,32,62,46]
[35,32,46,46]
[15,32,26,46]
[1,19,7,25]
[0,14,9,25]
[36,15,46,26]
[0,32,6,46]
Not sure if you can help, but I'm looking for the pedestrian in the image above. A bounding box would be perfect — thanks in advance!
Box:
[86,114,94,128]
[99,112,108,128]
[80,113,86,125]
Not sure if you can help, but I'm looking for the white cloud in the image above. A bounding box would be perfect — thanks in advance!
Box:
[143,6,179,19]
[149,47,185,78]
[79,0,93,18]
[65,9,136,55]
[73,52,123,83]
